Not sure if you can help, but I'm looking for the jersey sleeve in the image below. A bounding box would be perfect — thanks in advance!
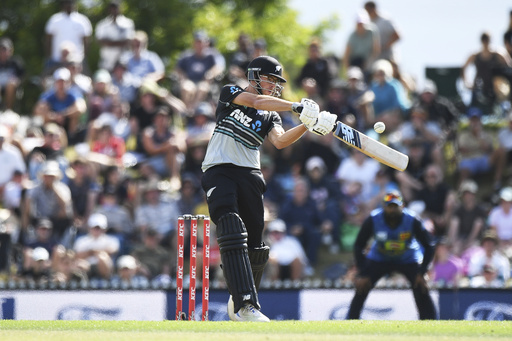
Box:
[218,84,244,105]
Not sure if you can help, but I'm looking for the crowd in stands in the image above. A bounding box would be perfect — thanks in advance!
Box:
[1,0,512,290]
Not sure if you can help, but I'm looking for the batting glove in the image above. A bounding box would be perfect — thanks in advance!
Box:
[296,98,320,130]
[310,111,337,136]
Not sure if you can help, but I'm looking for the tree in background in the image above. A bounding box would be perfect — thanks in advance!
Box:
[0,0,337,114]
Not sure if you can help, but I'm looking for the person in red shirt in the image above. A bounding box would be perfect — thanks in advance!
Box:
[90,123,125,166]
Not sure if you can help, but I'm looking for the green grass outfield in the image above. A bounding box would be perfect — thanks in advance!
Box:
[1,320,512,341]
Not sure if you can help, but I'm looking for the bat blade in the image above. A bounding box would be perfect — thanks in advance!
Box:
[332,122,409,171]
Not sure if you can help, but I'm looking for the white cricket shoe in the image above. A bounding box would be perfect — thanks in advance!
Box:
[227,296,270,322]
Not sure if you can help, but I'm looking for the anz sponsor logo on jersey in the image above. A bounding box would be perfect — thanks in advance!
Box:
[230,109,253,128]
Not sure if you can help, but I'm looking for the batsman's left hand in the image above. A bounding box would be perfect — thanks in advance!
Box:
[310,111,337,136]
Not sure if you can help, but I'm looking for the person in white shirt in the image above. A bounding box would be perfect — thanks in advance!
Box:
[44,0,92,68]
[266,219,308,281]
[335,149,380,201]
[95,1,135,71]
[74,213,120,280]
[468,230,510,287]
[0,125,26,188]
[488,187,512,247]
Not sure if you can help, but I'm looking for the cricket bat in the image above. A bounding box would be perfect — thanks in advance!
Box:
[331,121,409,171]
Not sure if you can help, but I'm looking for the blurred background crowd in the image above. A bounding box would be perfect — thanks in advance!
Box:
[1,0,512,290]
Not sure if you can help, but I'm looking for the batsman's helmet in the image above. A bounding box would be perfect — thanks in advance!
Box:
[247,56,286,97]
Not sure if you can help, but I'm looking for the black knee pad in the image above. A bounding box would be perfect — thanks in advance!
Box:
[248,245,269,290]
[217,213,259,312]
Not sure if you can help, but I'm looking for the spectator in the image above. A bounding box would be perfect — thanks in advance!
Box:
[344,67,375,130]
[279,177,322,266]
[414,79,459,137]
[134,179,180,243]
[260,154,286,215]
[87,69,119,122]
[33,67,87,143]
[394,140,430,202]
[342,11,380,77]
[175,30,223,112]
[21,246,52,282]
[461,32,512,114]
[44,0,92,71]
[111,60,140,106]
[227,33,254,86]
[89,123,126,167]
[65,158,100,232]
[467,230,510,287]
[26,123,69,182]
[304,156,342,252]
[369,59,409,132]
[414,163,457,238]
[430,238,463,287]
[397,106,444,167]
[101,165,132,209]
[120,30,165,83]
[0,125,26,193]
[456,107,505,189]
[24,160,73,241]
[176,173,203,217]
[73,213,120,280]
[335,149,380,202]
[448,180,487,256]
[0,37,25,111]
[266,219,308,281]
[95,0,135,71]
[131,228,172,281]
[66,57,92,98]
[497,111,512,173]
[94,187,134,244]
[51,247,88,284]
[3,170,27,216]
[23,218,60,257]
[296,38,333,99]
[488,187,512,247]
[111,254,148,287]
[363,1,401,63]
[135,106,184,183]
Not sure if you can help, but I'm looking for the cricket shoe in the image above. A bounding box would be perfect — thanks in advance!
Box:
[227,296,270,322]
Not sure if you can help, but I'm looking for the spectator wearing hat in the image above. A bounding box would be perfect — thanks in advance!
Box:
[448,180,488,256]
[0,37,25,111]
[134,179,180,244]
[467,230,510,287]
[111,254,148,287]
[87,69,119,122]
[44,0,92,71]
[266,219,308,281]
[21,246,52,282]
[488,187,512,248]
[413,79,459,137]
[174,30,224,112]
[119,30,164,83]
[456,107,506,189]
[95,0,135,72]
[34,67,87,142]
[24,160,73,241]
[305,156,342,253]
[131,228,172,281]
[23,218,60,258]
[73,213,120,280]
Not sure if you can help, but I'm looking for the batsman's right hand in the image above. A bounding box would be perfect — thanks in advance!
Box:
[297,98,320,130]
